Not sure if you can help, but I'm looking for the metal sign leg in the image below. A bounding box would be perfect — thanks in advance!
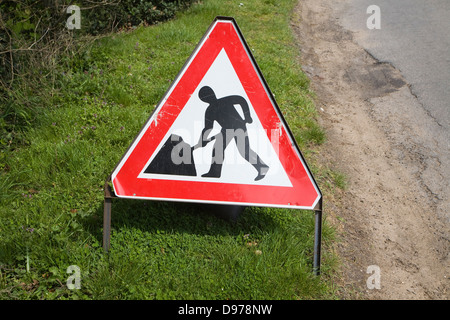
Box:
[103,197,112,252]
[103,179,114,252]
[313,208,322,276]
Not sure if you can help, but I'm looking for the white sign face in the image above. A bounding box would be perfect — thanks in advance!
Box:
[138,49,292,187]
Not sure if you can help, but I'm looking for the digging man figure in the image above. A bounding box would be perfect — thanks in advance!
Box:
[194,86,269,181]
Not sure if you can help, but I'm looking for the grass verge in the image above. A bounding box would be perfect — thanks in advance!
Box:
[0,0,339,299]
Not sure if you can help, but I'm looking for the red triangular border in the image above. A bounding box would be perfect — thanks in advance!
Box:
[111,17,321,209]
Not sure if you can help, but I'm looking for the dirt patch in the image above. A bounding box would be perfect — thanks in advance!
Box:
[291,0,449,299]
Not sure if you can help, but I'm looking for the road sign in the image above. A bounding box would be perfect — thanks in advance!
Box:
[110,16,322,210]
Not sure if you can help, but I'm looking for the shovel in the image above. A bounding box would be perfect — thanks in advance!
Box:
[191,134,219,151]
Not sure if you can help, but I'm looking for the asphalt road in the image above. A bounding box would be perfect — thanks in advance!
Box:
[337,0,450,129]
[297,0,450,296]
[334,0,450,221]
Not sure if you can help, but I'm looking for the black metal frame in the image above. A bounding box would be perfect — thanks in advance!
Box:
[102,183,323,275]
[102,16,323,275]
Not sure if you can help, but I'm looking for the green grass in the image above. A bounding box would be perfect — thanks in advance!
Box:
[0,0,338,299]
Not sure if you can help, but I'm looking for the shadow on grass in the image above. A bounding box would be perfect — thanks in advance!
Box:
[86,196,287,247]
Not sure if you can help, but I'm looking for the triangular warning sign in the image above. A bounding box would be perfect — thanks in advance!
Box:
[111,16,322,209]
